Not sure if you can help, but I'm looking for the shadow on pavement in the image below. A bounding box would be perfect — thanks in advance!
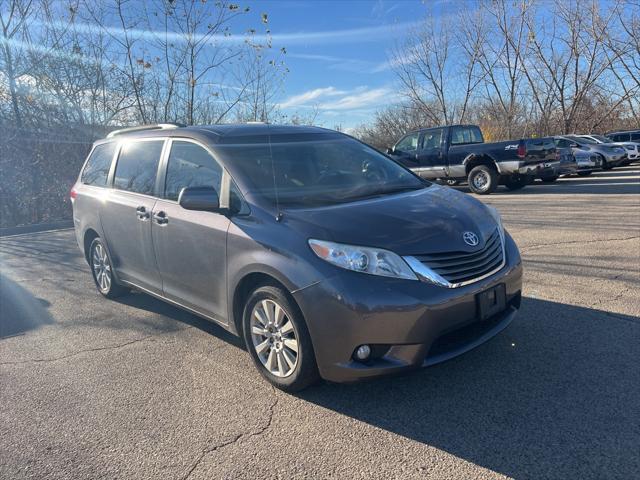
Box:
[298,296,640,478]
[0,273,55,338]
[115,291,245,349]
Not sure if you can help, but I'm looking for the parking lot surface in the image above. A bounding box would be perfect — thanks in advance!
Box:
[1,166,639,479]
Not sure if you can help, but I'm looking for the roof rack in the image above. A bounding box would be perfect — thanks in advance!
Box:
[106,123,185,138]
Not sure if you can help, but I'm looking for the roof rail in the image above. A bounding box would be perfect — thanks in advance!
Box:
[106,123,185,138]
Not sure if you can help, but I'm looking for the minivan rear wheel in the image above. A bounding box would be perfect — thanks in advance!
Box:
[89,238,128,298]
[242,285,319,392]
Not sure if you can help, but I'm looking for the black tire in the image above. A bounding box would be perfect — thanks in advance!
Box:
[577,171,592,177]
[89,238,128,298]
[242,285,319,392]
[467,165,498,195]
[504,176,529,191]
[541,175,559,183]
[601,156,613,170]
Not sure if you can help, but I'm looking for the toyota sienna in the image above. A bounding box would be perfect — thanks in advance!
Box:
[71,123,523,391]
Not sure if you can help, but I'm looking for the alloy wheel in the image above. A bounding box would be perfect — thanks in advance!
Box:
[250,299,299,378]
[92,243,112,292]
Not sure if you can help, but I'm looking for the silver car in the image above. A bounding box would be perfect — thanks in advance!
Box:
[578,134,638,163]
[563,135,627,170]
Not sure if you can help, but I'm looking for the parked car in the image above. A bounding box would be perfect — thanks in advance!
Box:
[578,134,638,164]
[386,125,556,194]
[553,136,600,176]
[537,137,578,182]
[606,129,640,143]
[563,135,627,170]
[71,123,523,391]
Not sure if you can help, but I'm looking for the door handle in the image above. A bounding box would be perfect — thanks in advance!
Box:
[153,211,169,225]
[136,206,150,220]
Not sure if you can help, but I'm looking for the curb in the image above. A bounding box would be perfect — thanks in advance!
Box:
[0,221,74,238]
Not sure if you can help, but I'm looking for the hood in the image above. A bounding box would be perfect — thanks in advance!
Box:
[283,185,499,256]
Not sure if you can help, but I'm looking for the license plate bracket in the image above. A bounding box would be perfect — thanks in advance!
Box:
[476,284,507,321]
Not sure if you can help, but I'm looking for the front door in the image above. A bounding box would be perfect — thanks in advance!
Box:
[415,128,446,177]
[151,139,230,323]
[389,131,421,169]
[100,139,165,293]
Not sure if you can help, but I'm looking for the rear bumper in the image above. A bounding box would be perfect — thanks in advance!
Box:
[499,160,554,176]
[294,232,523,383]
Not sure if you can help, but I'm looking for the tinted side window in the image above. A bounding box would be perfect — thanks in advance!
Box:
[164,141,223,201]
[113,140,164,195]
[631,133,640,141]
[450,126,483,145]
[81,143,115,187]
[422,129,443,149]
[395,133,419,152]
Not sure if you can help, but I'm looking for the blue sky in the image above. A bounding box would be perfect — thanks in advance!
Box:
[240,0,459,129]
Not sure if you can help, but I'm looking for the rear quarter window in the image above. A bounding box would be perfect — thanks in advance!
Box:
[81,143,116,187]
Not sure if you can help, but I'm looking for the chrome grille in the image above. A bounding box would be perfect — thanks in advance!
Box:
[413,230,504,285]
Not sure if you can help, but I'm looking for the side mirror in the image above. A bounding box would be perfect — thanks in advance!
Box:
[569,142,578,148]
[386,147,394,154]
[178,186,221,212]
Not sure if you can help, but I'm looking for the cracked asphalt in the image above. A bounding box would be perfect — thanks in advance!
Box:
[1,166,639,480]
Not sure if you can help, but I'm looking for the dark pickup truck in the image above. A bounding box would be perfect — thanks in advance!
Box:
[386,124,557,194]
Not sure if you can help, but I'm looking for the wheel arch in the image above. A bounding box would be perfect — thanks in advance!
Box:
[83,228,100,264]
[231,270,300,337]
[463,154,499,175]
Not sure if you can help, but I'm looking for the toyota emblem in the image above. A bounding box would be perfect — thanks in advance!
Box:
[463,231,479,246]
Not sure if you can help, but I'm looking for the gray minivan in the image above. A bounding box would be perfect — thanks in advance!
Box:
[71,123,523,391]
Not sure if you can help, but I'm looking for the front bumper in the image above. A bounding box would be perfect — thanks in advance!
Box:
[605,152,627,166]
[294,232,523,382]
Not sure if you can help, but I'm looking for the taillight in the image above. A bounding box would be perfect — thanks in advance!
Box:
[70,187,77,202]
[517,141,526,159]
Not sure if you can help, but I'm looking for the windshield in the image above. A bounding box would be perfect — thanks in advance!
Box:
[592,135,611,143]
[217,132,427,207]
[577,136,598,144]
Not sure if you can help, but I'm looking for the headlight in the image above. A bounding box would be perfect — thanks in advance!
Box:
[625,145,634,150]
[308,239,418,280]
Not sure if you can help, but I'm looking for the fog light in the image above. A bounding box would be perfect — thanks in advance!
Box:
[354,344,371,361]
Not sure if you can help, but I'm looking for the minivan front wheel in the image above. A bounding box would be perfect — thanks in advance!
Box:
[89,238,128,298]
[243,285,319,392]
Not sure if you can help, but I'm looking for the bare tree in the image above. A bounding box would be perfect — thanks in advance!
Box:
[0,0,35,128]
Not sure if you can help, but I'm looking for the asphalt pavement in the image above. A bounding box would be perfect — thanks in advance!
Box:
[1,166,639,479]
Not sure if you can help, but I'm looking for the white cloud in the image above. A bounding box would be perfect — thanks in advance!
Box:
[320,87,393,110]
[34,19,420,47]
[279,85,399,112]
[279,87,346,109]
